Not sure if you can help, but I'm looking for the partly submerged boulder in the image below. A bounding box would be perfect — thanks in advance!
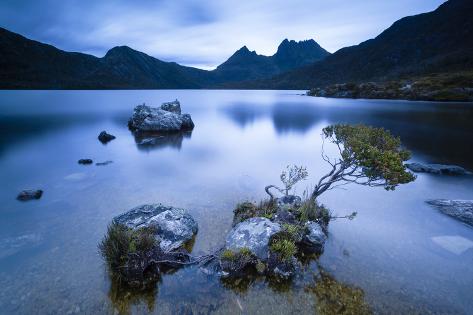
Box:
[17,189,43,201]
[98,131,116,143]
[427,199,473,227]
[225,217,281,261]
[128,101,194,133]
[78,159,93,165]
[406,162,471,175]
[114,204,198,252]
[302,221,327,252]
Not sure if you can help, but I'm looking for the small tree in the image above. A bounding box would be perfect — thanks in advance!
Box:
[265,165,308,199]
[312,124,415,199]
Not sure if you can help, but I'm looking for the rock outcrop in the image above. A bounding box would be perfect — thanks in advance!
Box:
[427,199,473,227]
[98,131,116,143]
[127,101,194,133]
[406,162,471,175]
[302,221,327,252]
[225,217,281,261]
[78,159,93,165]
[114,204,198,252]
[17,189,43,201]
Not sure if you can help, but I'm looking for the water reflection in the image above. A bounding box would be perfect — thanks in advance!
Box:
[223,100,473,168]
[108,274,160,315]
[0,114,103,156]
[133,131,192,152]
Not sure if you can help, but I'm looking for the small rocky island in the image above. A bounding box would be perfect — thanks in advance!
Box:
[406,162,471,175]
[307,72,473,102]
[99,124,415,287]
[99,204,199,287]
[128,100,194,133]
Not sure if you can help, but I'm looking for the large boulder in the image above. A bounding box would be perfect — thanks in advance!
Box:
[302,221,327,253]
[225,217,281,261]
[427,199,473,227]
[406,162,471,175]
[128,102,194,133]
[114,204,198,252]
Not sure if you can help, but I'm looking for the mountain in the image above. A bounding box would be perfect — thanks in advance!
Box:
[273,39,330,71]
[0,28,211,89]
[0,27,328,89]
[213,40,329,84]
[264,0,473,89]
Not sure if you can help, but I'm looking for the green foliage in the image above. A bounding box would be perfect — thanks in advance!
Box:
[233,199,278,225]
[322,124,415,192]
[270,232,298,261]
[280,165,308,195]
[221,248,253,261]
[239,247,253,257]
[98,222,157,271]
[270,239,297,261]
[298,198,331,226]
[221,249,236,261]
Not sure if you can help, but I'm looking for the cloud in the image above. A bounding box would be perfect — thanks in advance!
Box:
[0,0,445,69]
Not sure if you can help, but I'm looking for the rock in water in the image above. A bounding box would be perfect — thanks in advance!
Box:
[78,159,93,165]
[96,160,113,166]
[225,217,281,261]
[406,162,471,175]
[17,190,43,201]
[128,102,194,133]
[427,200,473,227]
[160,100,181,114]
[98,131,116,143]
[114,204,198,252]
[302,221,327,252]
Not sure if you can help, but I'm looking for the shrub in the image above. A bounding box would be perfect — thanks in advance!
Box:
[99,222,157,271]
[270,232,297,261]
[270,239,297,261]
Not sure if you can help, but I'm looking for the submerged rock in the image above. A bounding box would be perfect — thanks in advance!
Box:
[98,131,116,143]
[406,162,471,175]
[17,189,43,201]
[427,199,473,227]
[128,102,194,133]
[96,160,113,166]
[78,159,93,165]
[114,204,198,252]
[302,221,327,253]
[267,253,299,279]
[225,217,281,261]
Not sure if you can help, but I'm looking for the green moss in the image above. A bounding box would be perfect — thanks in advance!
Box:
[221,249,236,261]
[239,247,253,257]
[270,239,297,261]
[256,261,266,273]
[309,271,372,315]
[282,223,299,236]
[221,248,253,261]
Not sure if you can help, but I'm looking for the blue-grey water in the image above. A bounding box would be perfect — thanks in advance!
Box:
[0,90,472,314]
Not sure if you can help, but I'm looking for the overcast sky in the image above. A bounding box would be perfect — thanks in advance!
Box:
[0,0,445,69]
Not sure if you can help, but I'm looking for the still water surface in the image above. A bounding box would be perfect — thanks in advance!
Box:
[0,90,472,314]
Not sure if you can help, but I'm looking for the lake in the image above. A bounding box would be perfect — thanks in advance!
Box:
[0,90,472,314]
